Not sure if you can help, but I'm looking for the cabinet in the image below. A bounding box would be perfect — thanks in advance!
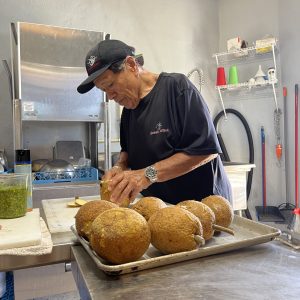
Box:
[212,40,279,118]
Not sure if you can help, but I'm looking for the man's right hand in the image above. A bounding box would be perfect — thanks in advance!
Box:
[102,165,123,181]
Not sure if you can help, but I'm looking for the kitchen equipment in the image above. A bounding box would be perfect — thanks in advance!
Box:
[71,215,280,275]
[256,127,285,222]
[0,174,28,218]
[54,141,85,166]
[295,84,299,209]
[254,65,266,85]
[42,196,100,233]
[186,68,204,92]
[268,67,276,81]
[213,108,255,219]
[277,87,295,220]
[0,209,41,250]
[228,65,238,85]
[291,208,300,235]
[40,159,75,179]
[255,36,276,54]
[32,159,50,172]
[262,126,266,208]
[77,158,91,168]
[278,208,300,249]
[216,67,226,86]
[0,272,6,298]
[10,22,108,172]
[33,166,98,184]
[0,149,8,171]
[14,149,33,210]
[274,107,282,161]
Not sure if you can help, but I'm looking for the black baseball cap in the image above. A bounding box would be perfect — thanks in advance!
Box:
[77,40,136,94]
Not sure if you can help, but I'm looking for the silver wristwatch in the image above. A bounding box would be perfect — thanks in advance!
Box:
[145,165,158,183]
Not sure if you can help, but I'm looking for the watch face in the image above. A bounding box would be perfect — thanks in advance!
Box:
[145,166,157,183]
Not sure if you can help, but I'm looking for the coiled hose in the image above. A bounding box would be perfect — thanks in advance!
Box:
[213,109,254,219]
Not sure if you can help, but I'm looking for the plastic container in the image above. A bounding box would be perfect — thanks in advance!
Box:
[14,149,32,210]
[0,174,28,218]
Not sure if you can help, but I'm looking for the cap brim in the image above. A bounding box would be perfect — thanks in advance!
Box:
[77,64,110,94]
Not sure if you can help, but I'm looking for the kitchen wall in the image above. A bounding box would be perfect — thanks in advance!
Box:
[0,0,219,165]
[218,0,282,212]
[278,0,300,212]
[0,2,219,297]
[218,0,300,211]
[0,0,299,212]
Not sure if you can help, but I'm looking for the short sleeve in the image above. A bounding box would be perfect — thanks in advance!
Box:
[171,88,221,155]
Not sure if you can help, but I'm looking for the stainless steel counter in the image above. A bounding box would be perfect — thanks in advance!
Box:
[0,181,99,272]
[71,241,300,300]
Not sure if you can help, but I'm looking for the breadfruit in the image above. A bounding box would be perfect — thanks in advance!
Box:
[75,200,117,240]
[148,206,205,254]
[201,195,234,228]
[177,200,234,240]
[131,197,167,221]
[100,180,130,207]
[90,207,151,264]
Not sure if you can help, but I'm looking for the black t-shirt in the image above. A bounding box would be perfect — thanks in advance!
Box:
[120,72,232,204]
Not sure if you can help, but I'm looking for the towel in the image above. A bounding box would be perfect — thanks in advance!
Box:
[0,218,53,256]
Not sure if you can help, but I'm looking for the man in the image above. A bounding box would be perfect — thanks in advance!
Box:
[77,39,232,205]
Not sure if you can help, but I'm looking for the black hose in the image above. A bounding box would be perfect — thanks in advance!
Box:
[213,109,254,219]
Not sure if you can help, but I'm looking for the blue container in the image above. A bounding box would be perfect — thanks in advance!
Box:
[33,167,99,184]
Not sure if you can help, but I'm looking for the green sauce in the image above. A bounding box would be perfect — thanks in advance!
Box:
[0,184,27,218]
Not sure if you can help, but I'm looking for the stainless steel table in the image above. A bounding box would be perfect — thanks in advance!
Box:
[71,241,300,300]
[0,232,77,272]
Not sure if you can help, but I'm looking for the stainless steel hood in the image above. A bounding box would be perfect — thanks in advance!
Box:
[10,22,110,168]
[11,22,104,122]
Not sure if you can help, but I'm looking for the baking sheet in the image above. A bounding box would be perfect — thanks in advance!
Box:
[71,215,281,275]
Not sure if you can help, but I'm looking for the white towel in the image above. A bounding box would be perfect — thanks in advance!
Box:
[0,218,53,256]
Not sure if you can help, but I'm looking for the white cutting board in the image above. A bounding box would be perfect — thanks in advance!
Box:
[0,209,42,250]
[42,196,100,234]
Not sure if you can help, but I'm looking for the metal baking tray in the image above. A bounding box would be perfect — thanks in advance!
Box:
[70,215,280,276]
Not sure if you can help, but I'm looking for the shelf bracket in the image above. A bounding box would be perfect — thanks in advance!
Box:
[271,82,279,112]
[217,87,227,119]
[272,44,277,73]
[215,55,219,66]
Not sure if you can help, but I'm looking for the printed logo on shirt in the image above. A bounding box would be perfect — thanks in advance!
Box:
[150,122,170,135]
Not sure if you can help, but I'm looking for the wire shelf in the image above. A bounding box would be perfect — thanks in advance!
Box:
[216,79,278,91]
[33,167,98,184]
[213,40,279,117]
[212,41,278,59]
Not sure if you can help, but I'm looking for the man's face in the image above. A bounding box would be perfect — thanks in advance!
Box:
[93,60,140,109]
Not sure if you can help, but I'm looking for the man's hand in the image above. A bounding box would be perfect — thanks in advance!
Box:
[107,169,151,205]
[102,166,123,181]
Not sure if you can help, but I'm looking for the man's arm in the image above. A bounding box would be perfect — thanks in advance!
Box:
[151,152,218,183]
[109,152,218,204]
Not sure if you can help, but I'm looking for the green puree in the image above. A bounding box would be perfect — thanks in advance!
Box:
[0,184,27,218]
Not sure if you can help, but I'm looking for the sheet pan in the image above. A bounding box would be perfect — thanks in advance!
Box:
[71,215,280,275]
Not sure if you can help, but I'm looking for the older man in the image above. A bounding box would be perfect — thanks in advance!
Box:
[77,39,231,205]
